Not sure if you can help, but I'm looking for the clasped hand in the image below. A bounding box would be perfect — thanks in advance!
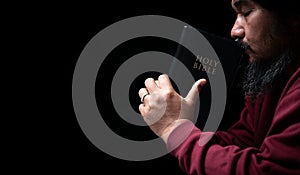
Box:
[138,74,206,142]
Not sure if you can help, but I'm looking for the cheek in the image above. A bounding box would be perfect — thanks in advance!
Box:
[249,25,281,59]
[254,35,277,60]
[257,16,288,58]
[263,28,287,57]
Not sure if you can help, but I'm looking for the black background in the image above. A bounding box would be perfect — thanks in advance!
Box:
[13,0,239,174]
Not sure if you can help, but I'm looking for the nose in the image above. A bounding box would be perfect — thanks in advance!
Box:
[230,16,245,39]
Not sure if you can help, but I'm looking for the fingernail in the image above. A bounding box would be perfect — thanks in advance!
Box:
[199,79,207,87]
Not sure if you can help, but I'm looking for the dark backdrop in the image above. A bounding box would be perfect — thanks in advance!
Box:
[18,1,240,174]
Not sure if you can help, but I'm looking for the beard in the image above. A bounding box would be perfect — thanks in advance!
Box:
[241,50,293,98]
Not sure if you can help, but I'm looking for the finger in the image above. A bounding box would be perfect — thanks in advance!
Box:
[139,103,151,116]
[139,88,151,104]
[138,88,148,98]
[145,78,159,93]
[158,74,174,90]
[185,79,207,103]
[155,80,160,88]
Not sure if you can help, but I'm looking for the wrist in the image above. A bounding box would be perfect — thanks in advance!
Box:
[160,119,192,143]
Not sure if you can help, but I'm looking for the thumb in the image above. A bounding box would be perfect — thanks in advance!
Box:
[185,79,207,103]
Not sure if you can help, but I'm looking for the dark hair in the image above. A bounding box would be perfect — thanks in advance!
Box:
[254,0,300,16]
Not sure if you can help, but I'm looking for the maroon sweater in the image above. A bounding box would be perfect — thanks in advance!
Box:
[167,67,300,175]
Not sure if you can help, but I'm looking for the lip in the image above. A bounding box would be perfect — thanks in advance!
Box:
[242,50,252,62]
[245,49,251,55]
[245,51,256,63]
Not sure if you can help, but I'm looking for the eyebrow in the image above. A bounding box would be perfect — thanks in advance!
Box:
[233,0,250,10]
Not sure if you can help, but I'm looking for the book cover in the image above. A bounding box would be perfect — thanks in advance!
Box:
[169,26,244,130]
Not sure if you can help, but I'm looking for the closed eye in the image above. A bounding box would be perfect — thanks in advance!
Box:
[243,10,252,17]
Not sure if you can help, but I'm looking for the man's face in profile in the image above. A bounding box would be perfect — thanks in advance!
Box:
[230,0,290,63]
[230,0,293,96]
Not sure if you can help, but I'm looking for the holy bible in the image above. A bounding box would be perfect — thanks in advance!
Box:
[170,26,245,130]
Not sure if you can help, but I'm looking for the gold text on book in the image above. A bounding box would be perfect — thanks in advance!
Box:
[193,55,220,75]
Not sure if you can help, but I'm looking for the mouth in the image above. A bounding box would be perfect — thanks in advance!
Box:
[235,39,252,62]
[235,39,250,51]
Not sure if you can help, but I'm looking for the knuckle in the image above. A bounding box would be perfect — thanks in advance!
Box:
[158,74,168,80]
[164,89,175,98]
[145,78,153,84]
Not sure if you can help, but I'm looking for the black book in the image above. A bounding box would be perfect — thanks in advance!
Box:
[169,26,244,131]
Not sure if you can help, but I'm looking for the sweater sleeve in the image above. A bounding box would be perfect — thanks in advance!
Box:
[167,84,300,175]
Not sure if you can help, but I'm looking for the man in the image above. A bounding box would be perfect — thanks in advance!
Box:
[138,0,300,174]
